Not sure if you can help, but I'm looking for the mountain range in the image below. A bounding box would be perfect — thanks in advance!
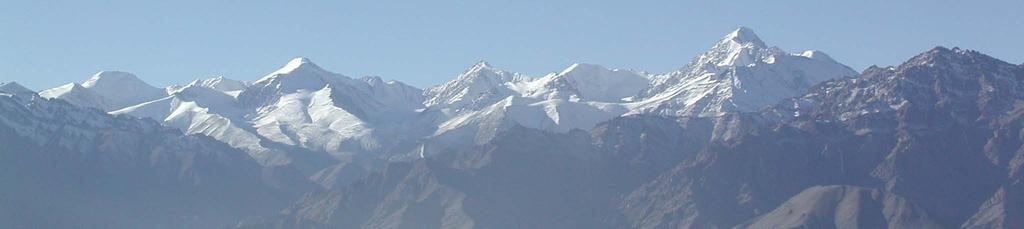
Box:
[1,27,1020,228]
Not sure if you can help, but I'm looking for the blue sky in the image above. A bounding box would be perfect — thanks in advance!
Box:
[2,0,1022,90]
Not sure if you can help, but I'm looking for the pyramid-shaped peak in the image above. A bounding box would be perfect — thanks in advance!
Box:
[473,60,492,68]
[288,57,313,65]
[720,27,765,47]
[279,57,322,72]
[257,57,332,83]
[691,27,775,67]
[464,60,499,74]
[459,60,513,79]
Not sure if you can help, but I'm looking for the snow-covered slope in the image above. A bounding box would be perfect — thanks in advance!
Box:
[737,185,943,228]
[39,82,116,111]
[423,61,526,113]
[424,28,857,150]
[167,76,248,97]
[40,71,167,111]
[432,96,630,146]
[105,58,427,169]
[523,63,649,102]
[38,27,858,168]
[424,62,648,151]
[239,58,425,156]
[81,71,167,107]
[0,90,308,229]
[631,27,858,117]
[110,80,294,166]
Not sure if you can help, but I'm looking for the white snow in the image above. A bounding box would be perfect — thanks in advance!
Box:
[35,27,861,164]
[630,27,858,117]
[167,76,248,97]
[40,71,167,111]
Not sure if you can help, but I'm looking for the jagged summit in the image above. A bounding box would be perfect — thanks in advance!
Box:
[634,27,857,117]
[458,60,513,80]
[903,46,1009,69]
[455,60,505,78]
[360,75,386,84]
[358,76,408,87]
[13,27,1024,229]
[691,27,775,68]
[166,76,247,96]
[721,26,765,47]
[471,60,493,69]
[198,76,247,92]
[423,61,523,110]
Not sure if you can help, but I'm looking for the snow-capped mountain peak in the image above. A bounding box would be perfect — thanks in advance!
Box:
[38,82,114,110]
[256,57,331,84]
[39,70,169,111]
[470,60,493,70]
[722,26,765,47]
[198,76,247,92]
[698,27,773,68]
[424,61,524,111]
[38,70,168,111]
[534,63,649,102]
[460,60,514,82]
[276,57,320,75]
[633,27,858,117]
[167,76,248,97]
[82,71,165,98]
[245,57,364,98]
[82,71,146,88]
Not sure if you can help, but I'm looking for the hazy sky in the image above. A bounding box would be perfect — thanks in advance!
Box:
[2,0,1022,90]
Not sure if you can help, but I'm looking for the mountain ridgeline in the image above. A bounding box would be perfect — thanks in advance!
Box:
[2,28,1021,228]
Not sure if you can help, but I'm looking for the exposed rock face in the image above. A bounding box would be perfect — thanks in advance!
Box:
[242,47,1024,229]
[621,47,1024,228]
[737,185,943,229]
[242,127,633,229]
[0,92,312,229]
[632,27,858,117]
[13,28,1024,228]
[963,184,1024,229]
